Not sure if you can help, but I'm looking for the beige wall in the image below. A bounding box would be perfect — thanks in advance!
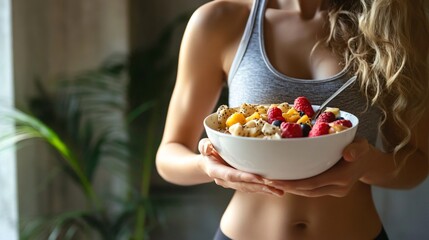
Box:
[12,0,129,220]
[129,0,208,50]
[13,0,129,105]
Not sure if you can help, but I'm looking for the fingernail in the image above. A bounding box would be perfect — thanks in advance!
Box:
[262,186,273,194]
[265,180,282,189]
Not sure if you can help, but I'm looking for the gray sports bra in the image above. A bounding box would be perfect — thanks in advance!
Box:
[227,0,381,144]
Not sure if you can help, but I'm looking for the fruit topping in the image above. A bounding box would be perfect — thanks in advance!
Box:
[332,119,353,128]
[294,96,315,118]
[309,122,330,137]
[315,111,336,124]
[280,122,303,138]
[215,96,353,139]
[267,106,285,124]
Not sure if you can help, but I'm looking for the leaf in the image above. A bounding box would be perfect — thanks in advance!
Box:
[126,101,156,124]
[0,107,100,208]
[20,210,103,240]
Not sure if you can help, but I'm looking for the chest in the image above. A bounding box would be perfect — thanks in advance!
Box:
[226,1,382,145]
[263,9,342,80]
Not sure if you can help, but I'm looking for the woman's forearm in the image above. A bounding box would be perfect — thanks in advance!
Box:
[361,145,429,189]
[156,142,213,186]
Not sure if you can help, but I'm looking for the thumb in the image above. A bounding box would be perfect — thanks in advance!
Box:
[342,137,370,162]
[198,138,214,156]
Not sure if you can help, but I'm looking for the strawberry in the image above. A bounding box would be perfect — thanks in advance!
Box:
[267,107,285,124]
[332,119,352,128]
[308,122,330,137]
[293,96,315,118]
[315,111,336,124]
[280,122,302,138]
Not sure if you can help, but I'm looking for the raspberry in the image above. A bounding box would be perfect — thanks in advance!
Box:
[308,122,330,137]
[332,119,352,128]
[293,96,315,118]
[267,107,285,124]
[280,122,302,138]
[315,111,336,123]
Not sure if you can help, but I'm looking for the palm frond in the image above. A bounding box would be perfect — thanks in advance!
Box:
[20,210,105,240]
[18,56,131,188]
[0,107,100,208]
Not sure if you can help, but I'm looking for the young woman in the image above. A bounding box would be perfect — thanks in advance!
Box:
[156,0,429,239]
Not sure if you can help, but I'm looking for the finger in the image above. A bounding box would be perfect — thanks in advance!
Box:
[228,170,264,184]
[270,179,332,192]
[214,178,284,197]
[210,149,224,162]
[204,156,264,184]
[267,161,349,191]
[264,185,285,197]
[283,185,351,198]
[205,150,225,163]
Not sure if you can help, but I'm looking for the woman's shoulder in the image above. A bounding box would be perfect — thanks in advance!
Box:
[196,0,253,19]
[186,0,252,39]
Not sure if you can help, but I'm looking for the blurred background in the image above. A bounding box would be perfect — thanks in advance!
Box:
[0,0,428,239]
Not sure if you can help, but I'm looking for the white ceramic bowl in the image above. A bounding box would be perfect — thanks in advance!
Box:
[203,106,359,180]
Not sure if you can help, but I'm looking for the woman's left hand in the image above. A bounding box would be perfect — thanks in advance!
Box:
[267,137,374,197]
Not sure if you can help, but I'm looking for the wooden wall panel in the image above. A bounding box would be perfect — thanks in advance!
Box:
[11,0,129,221]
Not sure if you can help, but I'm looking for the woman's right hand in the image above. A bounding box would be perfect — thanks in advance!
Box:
[198,138,284,197]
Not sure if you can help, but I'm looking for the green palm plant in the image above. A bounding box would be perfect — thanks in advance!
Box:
[1,57,166,239]
[0,107,99,208]
[1,57,139,240]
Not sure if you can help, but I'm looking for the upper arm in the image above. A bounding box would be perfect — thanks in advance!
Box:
[403,11,429,163]
[160,1,248,152]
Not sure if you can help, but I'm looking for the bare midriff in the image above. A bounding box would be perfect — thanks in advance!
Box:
[220,182,382,240]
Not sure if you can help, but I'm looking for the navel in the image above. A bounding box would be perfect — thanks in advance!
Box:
[293,221,309,230]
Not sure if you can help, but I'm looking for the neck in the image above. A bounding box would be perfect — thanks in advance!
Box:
[268,0,331,19]
[298,0,328,19]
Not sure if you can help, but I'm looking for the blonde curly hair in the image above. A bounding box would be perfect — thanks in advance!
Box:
[324,0,429,163]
